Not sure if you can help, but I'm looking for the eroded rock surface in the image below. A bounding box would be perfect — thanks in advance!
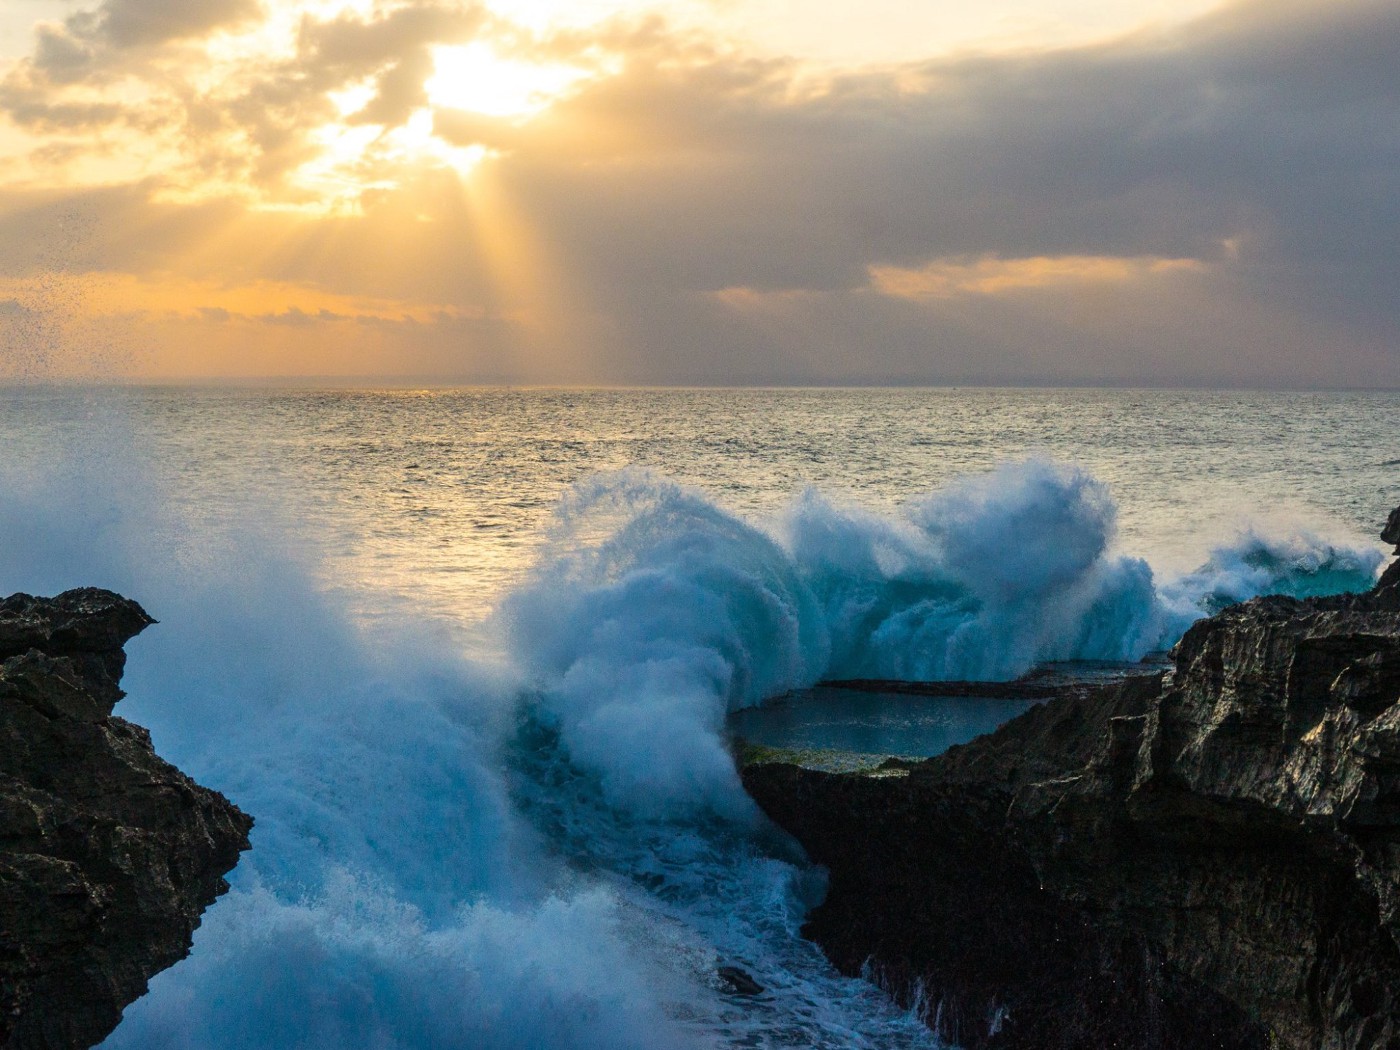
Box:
[744,518,1400,1049]
[0,589,251,1050]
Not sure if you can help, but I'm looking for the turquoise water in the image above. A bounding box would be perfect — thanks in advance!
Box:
[0,385,1394,1049]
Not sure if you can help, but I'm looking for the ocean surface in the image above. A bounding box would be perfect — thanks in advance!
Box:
[1,385,1396,1048]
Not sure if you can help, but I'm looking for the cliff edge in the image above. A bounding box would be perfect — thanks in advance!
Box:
[744,511,1400,1049]
[0,589,252,1050]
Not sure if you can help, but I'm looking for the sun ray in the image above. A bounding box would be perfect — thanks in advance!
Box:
[455,156,592,381]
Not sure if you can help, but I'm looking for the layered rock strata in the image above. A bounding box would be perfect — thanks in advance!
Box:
[744,517,1400,1049]
[0,589,252,1050]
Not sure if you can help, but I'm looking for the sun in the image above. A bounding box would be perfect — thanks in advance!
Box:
[425,42,591,118]
[274,39,599,211]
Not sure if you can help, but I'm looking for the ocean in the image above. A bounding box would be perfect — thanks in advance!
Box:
[1,385,1395,1048]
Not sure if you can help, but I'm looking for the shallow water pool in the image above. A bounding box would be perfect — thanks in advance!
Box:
[730,687,1041,759]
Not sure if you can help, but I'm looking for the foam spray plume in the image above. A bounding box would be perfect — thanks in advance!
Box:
[0,406,1383,1049]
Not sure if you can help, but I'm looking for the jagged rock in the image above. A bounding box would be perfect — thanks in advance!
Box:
[0,588,251,1050]
[717,965,765,996]
[1382,507,1400,550]
[1377,510,1400,599]
[743,508,1400,1049]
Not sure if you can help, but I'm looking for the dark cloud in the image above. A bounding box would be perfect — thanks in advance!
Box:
[31,24,96,82]
[262,306,347,325]
[92,0,259,48]
[42,0,259,55]
[0,90,126,130]
[3,0,262,132]
[572,1,1393,274]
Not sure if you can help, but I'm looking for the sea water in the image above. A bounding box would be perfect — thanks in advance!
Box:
[0,385,1395,1048]
[730,688,1042,760]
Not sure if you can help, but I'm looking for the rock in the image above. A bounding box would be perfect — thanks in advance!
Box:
[743,506,1400,1050]
[0,590,155,714]
[0,589,252,1050]
[717,965,765,996]
[1378,507,1400,600]
[1382,506,1400,550]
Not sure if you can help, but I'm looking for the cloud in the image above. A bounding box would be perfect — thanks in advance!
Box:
[472,0,1400,378]
[92,0,260,48]
[31,24,96,83]
[299,5,486,124]
[867,255,1207,300]
[44,0,259,56]
[0,0,1396,385]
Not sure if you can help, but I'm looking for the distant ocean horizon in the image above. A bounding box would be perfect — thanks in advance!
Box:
[15,376,1400,390]
[2,384,1396,1047]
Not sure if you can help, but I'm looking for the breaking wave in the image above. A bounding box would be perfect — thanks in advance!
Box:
[502,461,1383,822]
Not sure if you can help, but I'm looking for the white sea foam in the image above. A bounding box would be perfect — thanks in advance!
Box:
[0,401,1383,1049]
[1160,526,1384,623]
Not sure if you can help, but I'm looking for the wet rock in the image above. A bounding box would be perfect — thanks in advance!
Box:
[717,965,765,996]
[0,589,251,1050]
[1382,506,1400,549]
[743,506,1400,1050]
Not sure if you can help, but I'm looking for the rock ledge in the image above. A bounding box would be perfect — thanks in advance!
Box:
[1,588,252,1050]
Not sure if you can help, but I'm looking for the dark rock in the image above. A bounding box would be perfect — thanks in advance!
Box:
[1382,506,1400,549]
[0,589,251,1050]
[743,505,1400,1050]
[717,965,765,996]
[1376,557,1400,602]
[1379,506,1400,600]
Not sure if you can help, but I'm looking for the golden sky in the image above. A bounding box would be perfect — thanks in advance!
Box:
[1,0,1397,386]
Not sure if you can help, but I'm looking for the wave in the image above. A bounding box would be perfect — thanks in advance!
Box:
[1159,527,1384,620]
[500,473,827,818]
[0,417,1382,1049]
[500,461,1382,821]
[785,460,1164,681]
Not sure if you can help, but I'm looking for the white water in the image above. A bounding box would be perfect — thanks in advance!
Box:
[0,386,1392,1048]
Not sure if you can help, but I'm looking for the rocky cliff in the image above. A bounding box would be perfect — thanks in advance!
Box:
[0,589,252,1050]
[744,513,1400,1049]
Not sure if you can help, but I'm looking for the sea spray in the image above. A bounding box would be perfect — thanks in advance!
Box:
[0,417,712,1049]
[500,472,828,818]
[1160,526,1384,624]
[786,460,1165,681]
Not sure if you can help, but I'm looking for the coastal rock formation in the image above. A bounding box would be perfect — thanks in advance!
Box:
[744,514,1400,1049]
[0,589,252,1050]
[1378,506,1400,598]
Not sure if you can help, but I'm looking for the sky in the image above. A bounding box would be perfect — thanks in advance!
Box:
[0,0,1396,386]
